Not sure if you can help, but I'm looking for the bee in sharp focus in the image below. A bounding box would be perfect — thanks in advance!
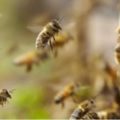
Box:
[54,82,79,108]
[13,50,48,72]
[35,19,62,50]
[69,99,95,120]
[0,89,12,106]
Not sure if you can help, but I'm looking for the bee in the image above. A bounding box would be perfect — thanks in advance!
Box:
[35,19,62,50]
[69,99,95,120]
[0,89,12,106]
[115,43,120,65]
[82,111,100,120]
[103,61,117,81]
[54,82,79,108]
[97,110,120,119]
[111,80,120,108]
[13,50,48,72]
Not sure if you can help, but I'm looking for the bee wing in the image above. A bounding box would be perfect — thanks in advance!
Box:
[26,25,43,33]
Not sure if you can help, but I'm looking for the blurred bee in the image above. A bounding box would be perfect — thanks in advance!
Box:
[0,89,12,106]
[82,111,100,120]
[54,82,79,108]
[97,110,120,119]
[115,43,120,65]
[102,61,120,107]
[103,61,117,81]
[13,50,48,72]
[112,79,120,107]
[69,99,95,120]
[35,19,62,50]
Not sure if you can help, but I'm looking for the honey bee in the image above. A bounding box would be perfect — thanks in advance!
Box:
[112,81,120,108]
[0,89,12,106]
[103,61,117,81]
[13,50,48,72]
[54,82,79,108]
[69,99,95,120]
[97,110,120,119]
[35,19,62,50]
[82,111,100,120]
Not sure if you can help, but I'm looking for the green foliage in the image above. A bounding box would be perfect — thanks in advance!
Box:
[9,86,50,119]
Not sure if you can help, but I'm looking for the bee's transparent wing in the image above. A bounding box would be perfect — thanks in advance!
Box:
[26,25,43,33]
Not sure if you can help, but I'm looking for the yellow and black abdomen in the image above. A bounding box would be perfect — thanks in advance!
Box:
[36,20,61,49]
[70,107,87,120]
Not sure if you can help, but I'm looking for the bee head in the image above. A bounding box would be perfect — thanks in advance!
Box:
[81,99,95,110]
[52,20,62,30]
[2,89,11,98]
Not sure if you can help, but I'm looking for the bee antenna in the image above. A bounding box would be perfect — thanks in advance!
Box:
[57,16,65,23]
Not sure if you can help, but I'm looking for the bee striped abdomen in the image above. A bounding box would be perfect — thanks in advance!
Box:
[54,83,75,106]
[70,107,90,120]
[36,20,61,49]
[82,112,100,120]
[54,89,74,104]
[69,99,94,120]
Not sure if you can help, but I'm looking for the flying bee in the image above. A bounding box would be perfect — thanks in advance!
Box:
[112,82,120,107]
[54,82,79,108]
[35,19,62,50]
[0,89,12,106]
[103,61,117,81]
[97,110,120,119]
[13,50,48,72]
[69,99,95,120]
[82,111,100,120]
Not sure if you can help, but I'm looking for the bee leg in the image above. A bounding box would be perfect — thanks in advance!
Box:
[52,37,58,57]
[26,64,32,72]
[49,39,53,51]
[53,36,56,43]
